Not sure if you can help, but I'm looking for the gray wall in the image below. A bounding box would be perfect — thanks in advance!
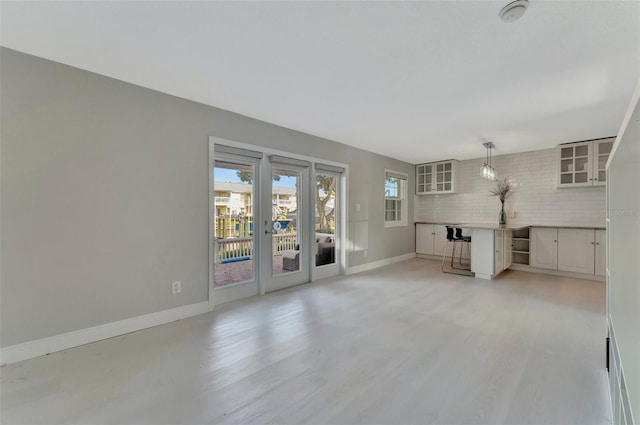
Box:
[0,48,415,347]
[608,94,640,421]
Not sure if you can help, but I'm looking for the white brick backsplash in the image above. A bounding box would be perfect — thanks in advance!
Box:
[414,148,605,226]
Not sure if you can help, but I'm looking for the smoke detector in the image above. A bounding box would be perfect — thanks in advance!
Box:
[499,0,529,23]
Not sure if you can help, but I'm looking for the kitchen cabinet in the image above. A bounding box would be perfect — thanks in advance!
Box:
[558,228,595,274]
[416,223,469,259]
[470,227,514,279]
[494,230,503,273]
[416,160,458,195]
[557,138,614,188]
[494,230,512,274]
[503,230,513,269]
[416,224,449,256]
[530,227,558,270]
[595,229,606,276]
[529,227,605,275]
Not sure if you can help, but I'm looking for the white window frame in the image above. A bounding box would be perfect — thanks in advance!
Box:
[384,169,408,228]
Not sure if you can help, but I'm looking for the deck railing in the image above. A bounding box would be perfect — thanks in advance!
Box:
[215,233,298,263]
[272,233,297,254]
[216,237,253,263]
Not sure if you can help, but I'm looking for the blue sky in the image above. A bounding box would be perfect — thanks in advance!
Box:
[214,168,296,188]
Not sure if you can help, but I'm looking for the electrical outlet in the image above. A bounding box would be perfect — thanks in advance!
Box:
[171,281,181,294]
[363,250,368,258]
[510,210,517,218]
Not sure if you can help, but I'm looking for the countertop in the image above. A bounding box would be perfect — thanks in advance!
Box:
[414,221,606,230]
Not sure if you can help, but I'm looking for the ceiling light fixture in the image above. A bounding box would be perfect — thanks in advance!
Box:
[481,141,496,181]
[499,0,529,23]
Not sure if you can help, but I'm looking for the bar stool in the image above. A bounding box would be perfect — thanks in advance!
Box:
[455,227,471,270]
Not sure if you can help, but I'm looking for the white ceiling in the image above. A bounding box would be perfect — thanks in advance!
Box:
[2,1,639,164]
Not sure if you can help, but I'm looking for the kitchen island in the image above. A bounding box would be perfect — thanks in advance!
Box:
[465,223,529,279]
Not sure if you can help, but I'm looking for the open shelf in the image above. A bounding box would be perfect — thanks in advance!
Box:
[511,228,530,266]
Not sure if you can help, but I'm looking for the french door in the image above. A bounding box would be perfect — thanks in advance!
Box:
[210,139,345,306]
[262,157,311,293]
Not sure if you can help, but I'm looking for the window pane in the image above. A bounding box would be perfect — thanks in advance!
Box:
[385,177,399,198]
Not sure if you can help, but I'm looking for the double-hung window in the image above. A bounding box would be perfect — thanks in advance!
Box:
[384,170,408,227]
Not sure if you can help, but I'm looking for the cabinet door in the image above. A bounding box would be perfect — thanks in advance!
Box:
[558,142,593,187]
[494,230,504,273]
[503,230,513,269]
[592,140,614,187]
[416,164,433,194]
[416,224,434,255]
[434,225,453,257]
[558,228,595,274]
[530,228,558,270]
[595,229,606,276]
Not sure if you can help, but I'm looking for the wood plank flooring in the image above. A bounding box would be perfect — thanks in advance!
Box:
[0,258,611,424]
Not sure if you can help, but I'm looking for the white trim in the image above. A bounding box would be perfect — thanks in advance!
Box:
[345,253,416,275]
[508,264,605,281]
[0,302,209,366]
[607,75,640,170]
[384,169,408,228]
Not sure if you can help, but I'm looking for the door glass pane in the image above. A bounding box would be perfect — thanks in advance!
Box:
[273,168,300,275]
[575,172,588,183]
[561,159,573,173]
[315,173,336,266]
[561,147,573,158]
[575,157,589,172]
[444,171,452,182]
[213,161,255,287]
[561,174,573,184]
[444,162,451,171]
[444,182,451,191]
[599,142,613,155]
[598,156,608,170]
[425,165,432,173]
[437,173,443,183]
[436,164,443,172]
[575,145,589,157]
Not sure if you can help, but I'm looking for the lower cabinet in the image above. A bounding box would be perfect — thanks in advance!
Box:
[530,227,605,275]
[416,224,469,259]
[416,224,449,256]
[530,227,558,270]
[558,228,596,274]
[494,229,512,275]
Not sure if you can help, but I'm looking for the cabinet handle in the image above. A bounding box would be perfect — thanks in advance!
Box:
[591,242,594,245]
[554,240,557,243]
[596,242,600,245]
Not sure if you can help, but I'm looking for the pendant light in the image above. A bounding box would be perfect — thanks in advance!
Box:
[481,141,496,180]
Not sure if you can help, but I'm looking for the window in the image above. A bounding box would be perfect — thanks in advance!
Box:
[384,170,408,227]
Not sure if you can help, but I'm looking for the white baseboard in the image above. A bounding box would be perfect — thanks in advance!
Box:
[0,301,210,366]
[346,253,416,275]
[509,264,605,281]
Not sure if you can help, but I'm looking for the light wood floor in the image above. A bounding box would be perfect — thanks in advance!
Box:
[1,258,611,425]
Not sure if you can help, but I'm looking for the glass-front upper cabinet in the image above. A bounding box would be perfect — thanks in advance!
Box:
[416,160,458,194]
[557,138,614,188]
[593,139,613,186]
